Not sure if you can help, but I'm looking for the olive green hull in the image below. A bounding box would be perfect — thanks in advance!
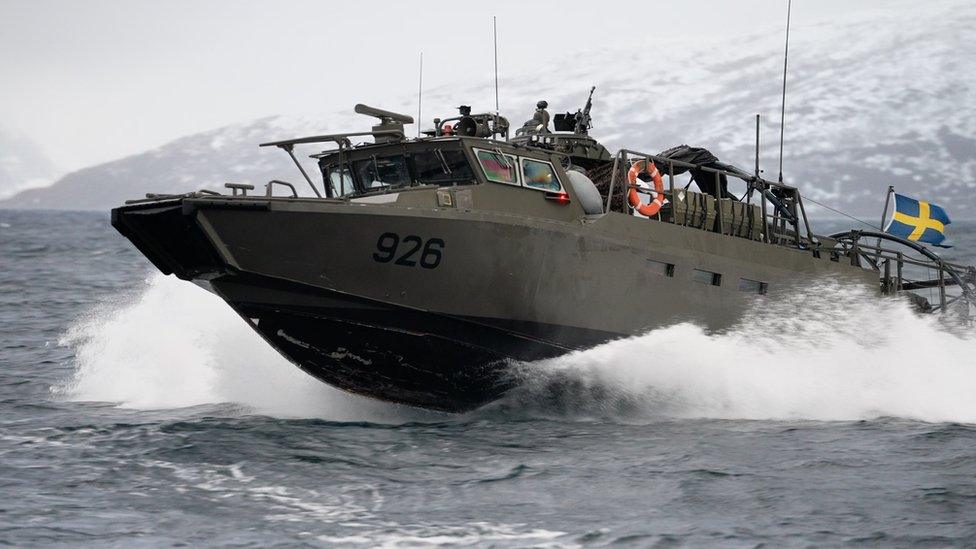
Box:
[112,187,875,410]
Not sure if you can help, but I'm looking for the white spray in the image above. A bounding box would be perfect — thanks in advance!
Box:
[504,281,976,423]
[57,274,976,424]
[56,274,430,422]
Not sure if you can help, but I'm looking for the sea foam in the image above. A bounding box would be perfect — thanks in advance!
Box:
[56,274,424,422]
[501,281,976,423]
[57,273,976,424]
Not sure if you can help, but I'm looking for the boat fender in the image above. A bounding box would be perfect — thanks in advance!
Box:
[627,160,666,217]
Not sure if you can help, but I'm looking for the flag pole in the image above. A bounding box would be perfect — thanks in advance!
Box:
[875,186,894,267]
[879,186,894,231]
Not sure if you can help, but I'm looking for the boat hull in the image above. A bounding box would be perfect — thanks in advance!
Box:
[209,273,610,411]
[112,193,876,411]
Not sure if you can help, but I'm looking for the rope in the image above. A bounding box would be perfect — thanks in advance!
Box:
[802,196,881,231]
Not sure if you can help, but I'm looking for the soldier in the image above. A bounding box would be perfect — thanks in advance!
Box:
[521,100,550,133]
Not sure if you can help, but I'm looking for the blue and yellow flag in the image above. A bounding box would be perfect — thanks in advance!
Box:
[884,193,952,247]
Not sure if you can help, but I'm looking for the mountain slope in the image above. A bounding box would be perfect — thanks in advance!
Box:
[3,0,974,216]
[0,126,59,200]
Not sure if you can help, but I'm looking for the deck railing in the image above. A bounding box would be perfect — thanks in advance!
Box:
[606,149,976,316]
[606,149,817,247]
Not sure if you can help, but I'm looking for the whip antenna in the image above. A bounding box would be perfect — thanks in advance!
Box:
[755,114,761,178]
[417,52,423,138]
[777,0,793,183]
[493,16,499,113]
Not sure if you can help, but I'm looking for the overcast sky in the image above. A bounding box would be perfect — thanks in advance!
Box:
[2,0,896,172]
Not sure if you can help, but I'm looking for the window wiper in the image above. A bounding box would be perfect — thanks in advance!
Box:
[493,147,512,170]
[371,155,380,183]
[434,149,452,175]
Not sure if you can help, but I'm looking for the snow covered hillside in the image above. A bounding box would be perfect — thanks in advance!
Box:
[0,126,59,200]
[3,0,973,216]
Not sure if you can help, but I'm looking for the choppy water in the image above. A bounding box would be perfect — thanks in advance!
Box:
[3,209,976,547]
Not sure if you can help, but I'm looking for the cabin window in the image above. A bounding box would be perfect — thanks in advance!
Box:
[353,155,411,190]
[520,158,562,192]
[326,166,356,197]
[475,149,519,185]
[692,269,722,286]
[646,259,675,277]
[738,278,768,294]
[411,150,474,184]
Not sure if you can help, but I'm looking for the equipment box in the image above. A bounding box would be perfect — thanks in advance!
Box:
[717,199,764,240]
[670,190,716,230]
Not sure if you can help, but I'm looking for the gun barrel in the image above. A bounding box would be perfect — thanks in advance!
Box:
[582,87,595,115]
[575,86,596,134]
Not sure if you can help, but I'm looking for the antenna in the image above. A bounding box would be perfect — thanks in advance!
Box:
[493,16,499,113]
[777,0,793,184]
[417,52,423,138]
[755,114,761,179]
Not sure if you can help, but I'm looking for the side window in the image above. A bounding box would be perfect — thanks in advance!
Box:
[646,259,675,277]
[738,278,768,294]
[475,149,519,185]
[327,166,356,197]
[692,269,722,286]
[521,158,562,192]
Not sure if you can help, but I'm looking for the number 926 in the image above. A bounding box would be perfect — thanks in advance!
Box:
[372,233,445,269]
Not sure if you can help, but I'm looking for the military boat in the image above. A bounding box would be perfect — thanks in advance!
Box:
[112,94,976,412]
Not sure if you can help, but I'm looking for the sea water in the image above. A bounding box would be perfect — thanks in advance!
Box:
[2,209,976,546]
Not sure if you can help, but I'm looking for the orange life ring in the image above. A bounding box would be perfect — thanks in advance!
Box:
[627,160,666,217]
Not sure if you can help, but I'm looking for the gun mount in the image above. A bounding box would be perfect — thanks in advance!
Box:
[510,87,611,169]
[550,86,596,135]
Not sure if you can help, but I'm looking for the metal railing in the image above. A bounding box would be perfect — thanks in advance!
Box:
[260,130,405,199]
[829,230,976,313]
[606,149,976,316]
[265,180,298,198]
[605,149,816,247]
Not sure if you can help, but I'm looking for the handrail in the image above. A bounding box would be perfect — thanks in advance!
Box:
[604,148,976,318]
[259,130,406,199]
[616,149,770,187]
[265,180,298,198]
[826,237,972,272]
[608,148,814,247]
[258,130,404,149]
[829,229,976,312]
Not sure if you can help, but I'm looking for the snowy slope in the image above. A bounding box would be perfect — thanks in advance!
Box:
[0,115,356,211]
[3,0,974,216]
[0,126,59,200]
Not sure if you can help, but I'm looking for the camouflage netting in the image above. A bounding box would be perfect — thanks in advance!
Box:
[588,162,626,213]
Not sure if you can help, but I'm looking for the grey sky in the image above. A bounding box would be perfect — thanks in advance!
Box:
[2,0,894,172]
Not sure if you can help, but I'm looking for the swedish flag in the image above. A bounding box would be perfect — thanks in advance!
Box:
[884,193,952,247]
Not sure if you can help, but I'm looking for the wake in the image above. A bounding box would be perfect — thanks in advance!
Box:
[56,274,976,424]
[500,281,976,423]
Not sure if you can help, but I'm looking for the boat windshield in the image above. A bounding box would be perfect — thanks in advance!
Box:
[328,150,474,196]
[355,155,411,191]
[411,150,473,185]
